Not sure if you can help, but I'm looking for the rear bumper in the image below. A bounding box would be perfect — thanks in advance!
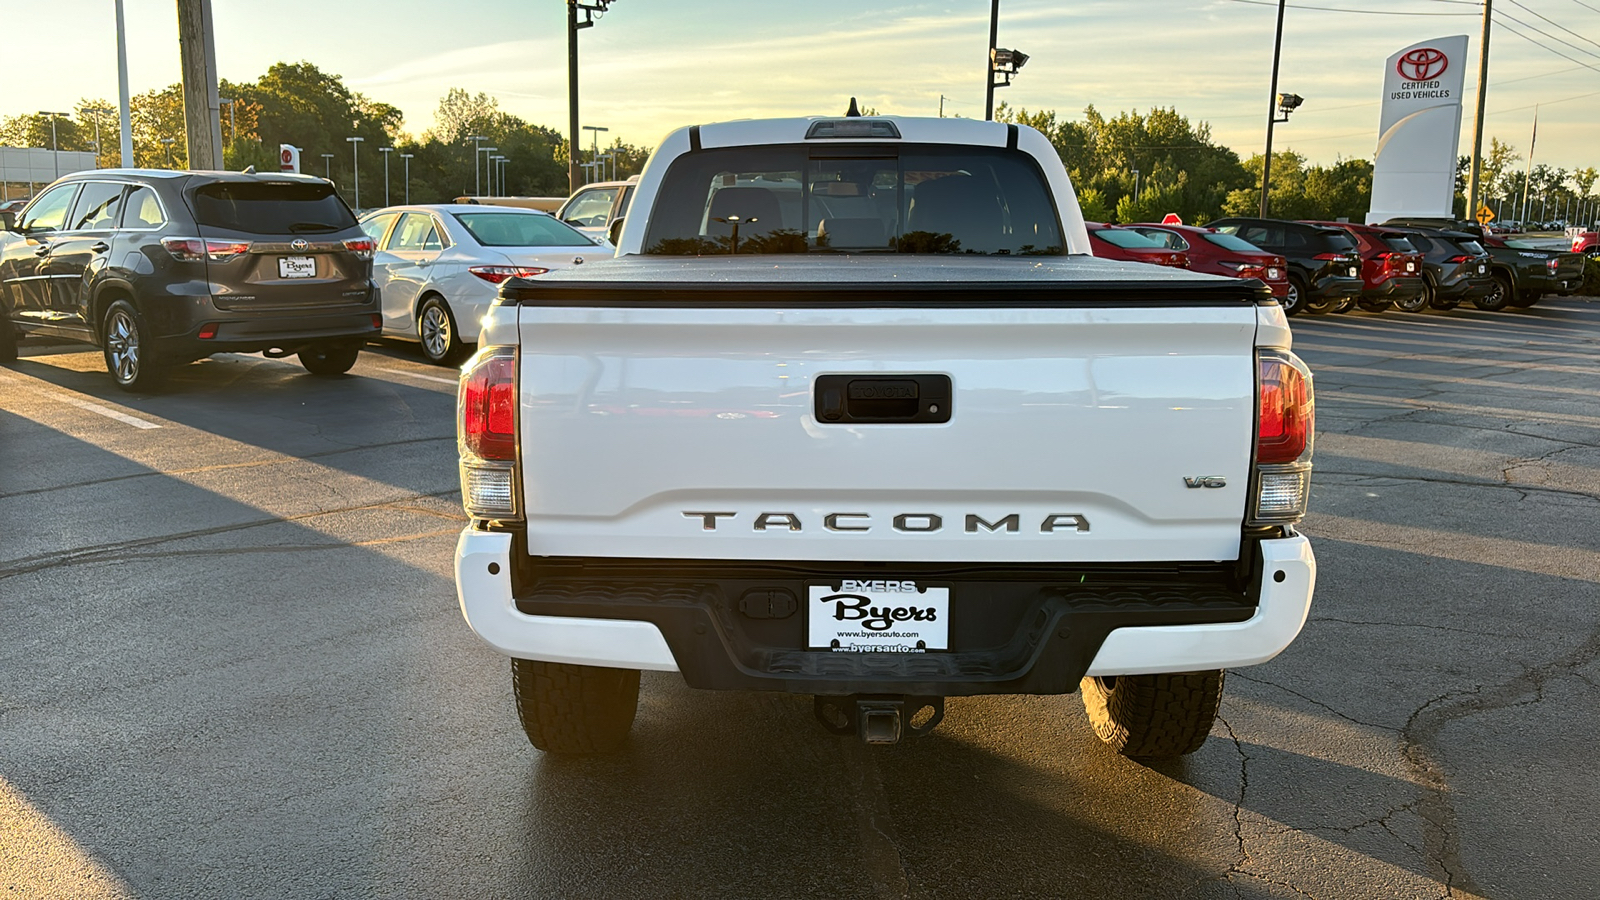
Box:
[454,529,1316,694]
[1309,274,1363,301]
[153,309,380,358]
[1363,277,1422,302]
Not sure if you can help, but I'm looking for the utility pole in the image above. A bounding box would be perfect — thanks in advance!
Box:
[1518,108,1537,224]
[984,0,1000,120]
[1260,0,1288,217]
[176,0,224,169]
[1466,0,1493,225]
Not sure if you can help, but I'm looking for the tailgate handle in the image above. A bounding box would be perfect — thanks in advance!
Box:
[814,375,951,424]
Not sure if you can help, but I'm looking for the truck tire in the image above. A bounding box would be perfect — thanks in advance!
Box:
[298,341,362,376]
[1081,670,1224,759]
[1476,272,1513,311]
[512,659,640,754]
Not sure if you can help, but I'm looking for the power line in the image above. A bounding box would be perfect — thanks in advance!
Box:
[1503,0,1600,54]
[1569,0,1600,16]
[1217,0,1476,14]
[1495,8,1600,62]
[1494,12,1600,70]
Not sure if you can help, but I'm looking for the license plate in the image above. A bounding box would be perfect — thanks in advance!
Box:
[278,256,316,278]
[808,580,950,652]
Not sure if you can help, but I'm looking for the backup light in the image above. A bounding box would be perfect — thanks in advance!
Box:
[458,347,521,521]
[1250,350,1315,526]
[343,237,375,260]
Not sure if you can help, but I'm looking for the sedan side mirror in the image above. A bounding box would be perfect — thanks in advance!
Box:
[606,216,626,246]
[0,212,15,232]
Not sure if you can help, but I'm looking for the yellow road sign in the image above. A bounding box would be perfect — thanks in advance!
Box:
[1476,205,1495,225]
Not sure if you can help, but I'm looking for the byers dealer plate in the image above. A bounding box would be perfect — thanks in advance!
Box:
[808,579,950,652]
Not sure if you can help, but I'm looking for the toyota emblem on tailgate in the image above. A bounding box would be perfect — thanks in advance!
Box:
[291,239,309,250]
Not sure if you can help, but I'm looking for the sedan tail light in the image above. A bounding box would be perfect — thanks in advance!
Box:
[1251,350,1315,525]
[469,265,551,284]
[458,347,520,520]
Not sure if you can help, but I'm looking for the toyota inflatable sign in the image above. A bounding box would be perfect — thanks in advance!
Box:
[1367,35,1469,224]
[279,144,300,174]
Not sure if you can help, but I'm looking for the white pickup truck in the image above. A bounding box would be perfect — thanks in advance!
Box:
[453,113,1317,757]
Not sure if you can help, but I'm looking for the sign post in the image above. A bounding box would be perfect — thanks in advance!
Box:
[279,144,300,174]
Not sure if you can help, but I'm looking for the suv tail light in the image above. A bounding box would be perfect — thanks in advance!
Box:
[343,238,375,260]
[458,347,520,520]
[1445,254,1473,263]
[161,237,251,262]
[1546,258,1559,274]
[470,265,550,284]
[1251,350,1314,525]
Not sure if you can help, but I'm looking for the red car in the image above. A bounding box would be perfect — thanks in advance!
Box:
[1085,222,1189,268]
[1572,229,1599,259]
[1125,223,1288,301]
[1304,221,1426,313]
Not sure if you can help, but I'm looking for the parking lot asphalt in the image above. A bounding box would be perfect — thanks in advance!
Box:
[2,301,1598,900]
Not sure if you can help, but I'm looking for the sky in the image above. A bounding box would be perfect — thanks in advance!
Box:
[5,0,1599,175]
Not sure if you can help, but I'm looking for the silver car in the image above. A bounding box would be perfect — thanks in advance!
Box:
[359,204,603,364]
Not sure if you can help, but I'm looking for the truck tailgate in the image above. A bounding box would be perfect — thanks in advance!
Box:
[515,302,1260,563]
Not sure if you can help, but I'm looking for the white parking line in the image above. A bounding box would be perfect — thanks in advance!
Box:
[49,393,162,429]
[378,368,458,386]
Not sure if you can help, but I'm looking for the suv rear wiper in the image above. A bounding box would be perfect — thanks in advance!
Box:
[286,222,340,233]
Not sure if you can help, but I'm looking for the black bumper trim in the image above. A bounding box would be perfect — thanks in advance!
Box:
[509,555,1258,696]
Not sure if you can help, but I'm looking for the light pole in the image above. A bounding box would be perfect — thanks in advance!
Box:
[468,135,486,195]
[347,136,364,210]
[1259,0,1291,217]
[1132,168,1140,204]
[38,111,71,179]
[478,146,498,194]
[321,152,334,180]
[379,146,393,206]
[85,106,114,168]
[400,153,413,204]
[500,156,510,195]
[160,137,176,168]
[567,0,617,193]
[493,156,506,195]
[582,125,608,183]
[219,98,236,152]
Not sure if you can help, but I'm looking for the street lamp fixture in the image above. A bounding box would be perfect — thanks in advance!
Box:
[379,146,394,207]
[1273,93,1304,124]
[160,137,176,168]
[478,146,498,195]
[347,136,364,211]
[468,134,487,195]
[582,124,608,171]
[321,152,335,180]
[85,106,114,168]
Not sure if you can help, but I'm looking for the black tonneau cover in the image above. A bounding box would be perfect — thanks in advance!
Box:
[500,255,1272,309]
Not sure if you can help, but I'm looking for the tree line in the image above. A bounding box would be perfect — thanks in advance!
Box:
[0,62,651,208]
[3,66,1594,223]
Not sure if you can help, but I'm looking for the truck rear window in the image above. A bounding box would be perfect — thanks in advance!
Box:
[191,181,357,234]
[641,144,1063,256]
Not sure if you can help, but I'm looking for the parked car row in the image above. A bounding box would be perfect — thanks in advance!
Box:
[0,168,606,389]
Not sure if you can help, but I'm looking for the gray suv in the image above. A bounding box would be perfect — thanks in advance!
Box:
[0,169,379,390]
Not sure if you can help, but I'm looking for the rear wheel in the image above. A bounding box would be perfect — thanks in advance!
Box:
[102,300,165,391]
[1509,291,1540,308]
[418,297,467,366]
[1282,275,1309,316]
[1392,287,1428,313]
[298,341,361,376]
[1081,670,1224,759]
[1476,272,1514,311]
[512,659,640,754]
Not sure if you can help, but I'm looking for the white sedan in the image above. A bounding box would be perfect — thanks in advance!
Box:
[359,204,604,364]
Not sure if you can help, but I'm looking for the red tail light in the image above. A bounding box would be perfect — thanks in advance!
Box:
[160,238,252,261]
[1445,254,1472,263]
[197,323,218,339]
[1546,258,1559,274]
[1258,352,1314,464]
[1312,253,1341,261]
[343,238,375,260]
[469,266,551,284]
[460,351,517,462]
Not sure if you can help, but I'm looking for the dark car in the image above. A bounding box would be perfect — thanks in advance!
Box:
[1383,217,1584,309]
[1207,217,1364,315]
[1125,222,1288,301]
[1084,222,1189,268]
[1305,221,1426,313]
[1383,226,1493,310]
[0,169,378,389]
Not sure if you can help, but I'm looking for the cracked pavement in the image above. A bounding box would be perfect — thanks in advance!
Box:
[4,299,1600,899]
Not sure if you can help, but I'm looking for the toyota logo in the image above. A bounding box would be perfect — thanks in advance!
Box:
[1397,47,1448,81]
[291,239,309,250]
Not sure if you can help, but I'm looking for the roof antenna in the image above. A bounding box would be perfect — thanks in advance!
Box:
[845,97,861,118]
